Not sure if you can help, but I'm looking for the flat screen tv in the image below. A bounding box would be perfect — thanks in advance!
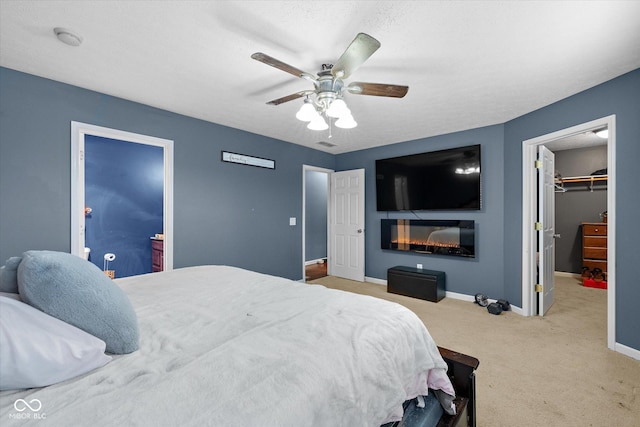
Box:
[376,144,481,211]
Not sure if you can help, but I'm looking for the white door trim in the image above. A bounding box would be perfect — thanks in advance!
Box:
[302,165,333,281]
[521,115,615,350]
[71,121,174,271]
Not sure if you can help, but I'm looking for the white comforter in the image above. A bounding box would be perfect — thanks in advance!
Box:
[1,266,453,426]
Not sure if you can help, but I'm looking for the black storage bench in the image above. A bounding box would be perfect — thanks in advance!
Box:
[387,266,446,302]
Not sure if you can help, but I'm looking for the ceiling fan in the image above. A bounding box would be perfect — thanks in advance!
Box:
[251,33,408,130]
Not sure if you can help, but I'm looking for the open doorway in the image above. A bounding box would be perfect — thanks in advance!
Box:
[302,166,366,283]
[83,135,164,277]
[522,115,616,350]
[71,122,174,275]
[303,166,331,281]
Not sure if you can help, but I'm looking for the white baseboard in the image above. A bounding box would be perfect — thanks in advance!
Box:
[305,258,326,266]
[509,305,524,315]
[614,342,640,360]
[444,291,474,302]
[444,292,524,314]
[365,277,524,314]
[365,276,386,286]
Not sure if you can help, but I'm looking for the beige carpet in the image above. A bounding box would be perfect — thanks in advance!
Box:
[309,275,639,426]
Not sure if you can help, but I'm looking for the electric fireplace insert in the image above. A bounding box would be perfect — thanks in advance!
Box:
[381,219,475,258]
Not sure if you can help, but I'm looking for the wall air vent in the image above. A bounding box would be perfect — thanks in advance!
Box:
[317,141,336,148]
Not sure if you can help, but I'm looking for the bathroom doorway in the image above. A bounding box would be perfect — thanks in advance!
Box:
[83,135,163,277]
[71,122,174,276]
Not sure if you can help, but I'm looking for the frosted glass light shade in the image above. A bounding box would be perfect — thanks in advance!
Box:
[307,115,328,131]
[326,99,348,118]
[335,114,357,129]
[296,103,318,122]
[595,129,608,139]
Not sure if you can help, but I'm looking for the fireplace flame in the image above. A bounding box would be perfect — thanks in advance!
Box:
[391,239,460,248]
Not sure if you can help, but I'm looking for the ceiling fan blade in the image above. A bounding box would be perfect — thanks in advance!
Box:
[332,33,381,79]
[347,82,409,98]
[266,91,309,106]
[251,52,314,79]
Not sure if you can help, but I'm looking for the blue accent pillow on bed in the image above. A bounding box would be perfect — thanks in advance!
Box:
[17,250,139,354]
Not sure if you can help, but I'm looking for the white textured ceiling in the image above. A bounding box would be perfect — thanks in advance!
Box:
[1,1,639,154]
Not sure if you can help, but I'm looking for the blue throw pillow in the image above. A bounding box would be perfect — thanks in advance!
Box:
[0,257,22,293]
[17,250,139,354]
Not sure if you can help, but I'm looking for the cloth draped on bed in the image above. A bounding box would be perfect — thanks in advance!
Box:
[0,265,453,426]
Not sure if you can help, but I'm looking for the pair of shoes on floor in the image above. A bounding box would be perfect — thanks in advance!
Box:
[582,267,606,282]
[591,268,606,282]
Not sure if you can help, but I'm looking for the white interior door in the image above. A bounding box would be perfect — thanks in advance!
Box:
[329,169,365,282]
[537,145,555,315]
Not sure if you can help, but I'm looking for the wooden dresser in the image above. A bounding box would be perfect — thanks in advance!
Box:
[582,222,607,274]
[151,238,164,272]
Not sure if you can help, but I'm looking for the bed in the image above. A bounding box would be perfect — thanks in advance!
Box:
[0,254,478,426]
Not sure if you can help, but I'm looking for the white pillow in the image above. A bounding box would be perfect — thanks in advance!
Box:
[0,296,112,390]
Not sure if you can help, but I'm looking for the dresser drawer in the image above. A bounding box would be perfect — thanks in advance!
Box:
[584,247,607,260]
[583,224,607,236]
[583,236,607,248]
[151,239,164,272]
[583,260,607,273]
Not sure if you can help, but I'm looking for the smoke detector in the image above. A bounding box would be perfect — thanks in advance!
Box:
[54,27,83,47]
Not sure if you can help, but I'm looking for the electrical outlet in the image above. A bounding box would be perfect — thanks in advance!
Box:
[417,263,423,269]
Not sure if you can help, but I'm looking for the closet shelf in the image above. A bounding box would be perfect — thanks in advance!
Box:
[555,175,607,192]
[559,175,607,184]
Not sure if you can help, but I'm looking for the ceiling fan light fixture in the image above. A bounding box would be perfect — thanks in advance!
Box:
[307,115,329,131]
[335,114,357,129]
[595,129,608,139]
[338,107,352,120]
[296,101,317,122]
[326,98,348,118]
[252,33,407,135]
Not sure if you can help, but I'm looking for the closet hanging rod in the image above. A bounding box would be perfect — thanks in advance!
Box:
[560,175,607,184]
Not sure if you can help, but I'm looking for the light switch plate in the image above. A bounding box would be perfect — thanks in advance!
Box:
[289,217,296,226]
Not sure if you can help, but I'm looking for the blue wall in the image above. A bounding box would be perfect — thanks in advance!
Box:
[335,125,506,300]
[0,67,335,280]
[502,69,640,351]
[335,69,639,351]
[1,66,638,352]
[85,135,164,277]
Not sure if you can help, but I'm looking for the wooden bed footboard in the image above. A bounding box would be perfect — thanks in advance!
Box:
[437,347,480,427]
